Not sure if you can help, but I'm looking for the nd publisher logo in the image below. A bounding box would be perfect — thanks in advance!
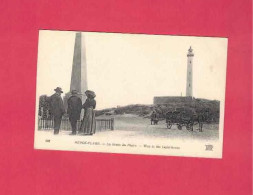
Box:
[205,144,213,151]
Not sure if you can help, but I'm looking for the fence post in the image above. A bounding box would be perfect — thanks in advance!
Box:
[111,118,114,130]
[38,118,41,130]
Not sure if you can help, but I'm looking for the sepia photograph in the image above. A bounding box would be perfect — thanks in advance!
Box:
[1,0,252,194]
[34,30,228,158]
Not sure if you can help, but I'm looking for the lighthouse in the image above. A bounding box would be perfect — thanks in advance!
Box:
[186,46,194,97]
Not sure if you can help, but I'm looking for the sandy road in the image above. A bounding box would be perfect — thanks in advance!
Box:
[96,114,219,141]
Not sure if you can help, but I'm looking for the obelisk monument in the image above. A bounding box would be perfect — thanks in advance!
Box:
[63,32,88,114]
[70,32,88,102]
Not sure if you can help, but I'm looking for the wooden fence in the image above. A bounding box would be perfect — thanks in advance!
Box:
[38,118,114,131]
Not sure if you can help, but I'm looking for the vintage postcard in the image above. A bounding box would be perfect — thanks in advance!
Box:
[34,30,228,158]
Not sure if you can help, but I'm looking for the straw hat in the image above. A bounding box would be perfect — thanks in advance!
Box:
[85,90,96,98]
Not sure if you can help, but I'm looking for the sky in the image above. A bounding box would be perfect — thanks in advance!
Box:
[36,30,228,109]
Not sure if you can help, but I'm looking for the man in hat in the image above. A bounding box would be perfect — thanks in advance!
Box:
[151,110,158,125]
[49,87,65,134]
[67,90,82,135]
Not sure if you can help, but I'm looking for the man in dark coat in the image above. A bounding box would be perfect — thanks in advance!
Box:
[49,87,65,134]
[67,90,82,135]
[151,111,158,125]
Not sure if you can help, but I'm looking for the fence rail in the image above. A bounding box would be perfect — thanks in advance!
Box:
[38,118,114,131]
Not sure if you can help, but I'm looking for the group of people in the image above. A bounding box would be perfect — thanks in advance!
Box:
[49,87,96,135]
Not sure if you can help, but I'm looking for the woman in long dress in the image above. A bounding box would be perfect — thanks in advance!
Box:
[80,90,96,135]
